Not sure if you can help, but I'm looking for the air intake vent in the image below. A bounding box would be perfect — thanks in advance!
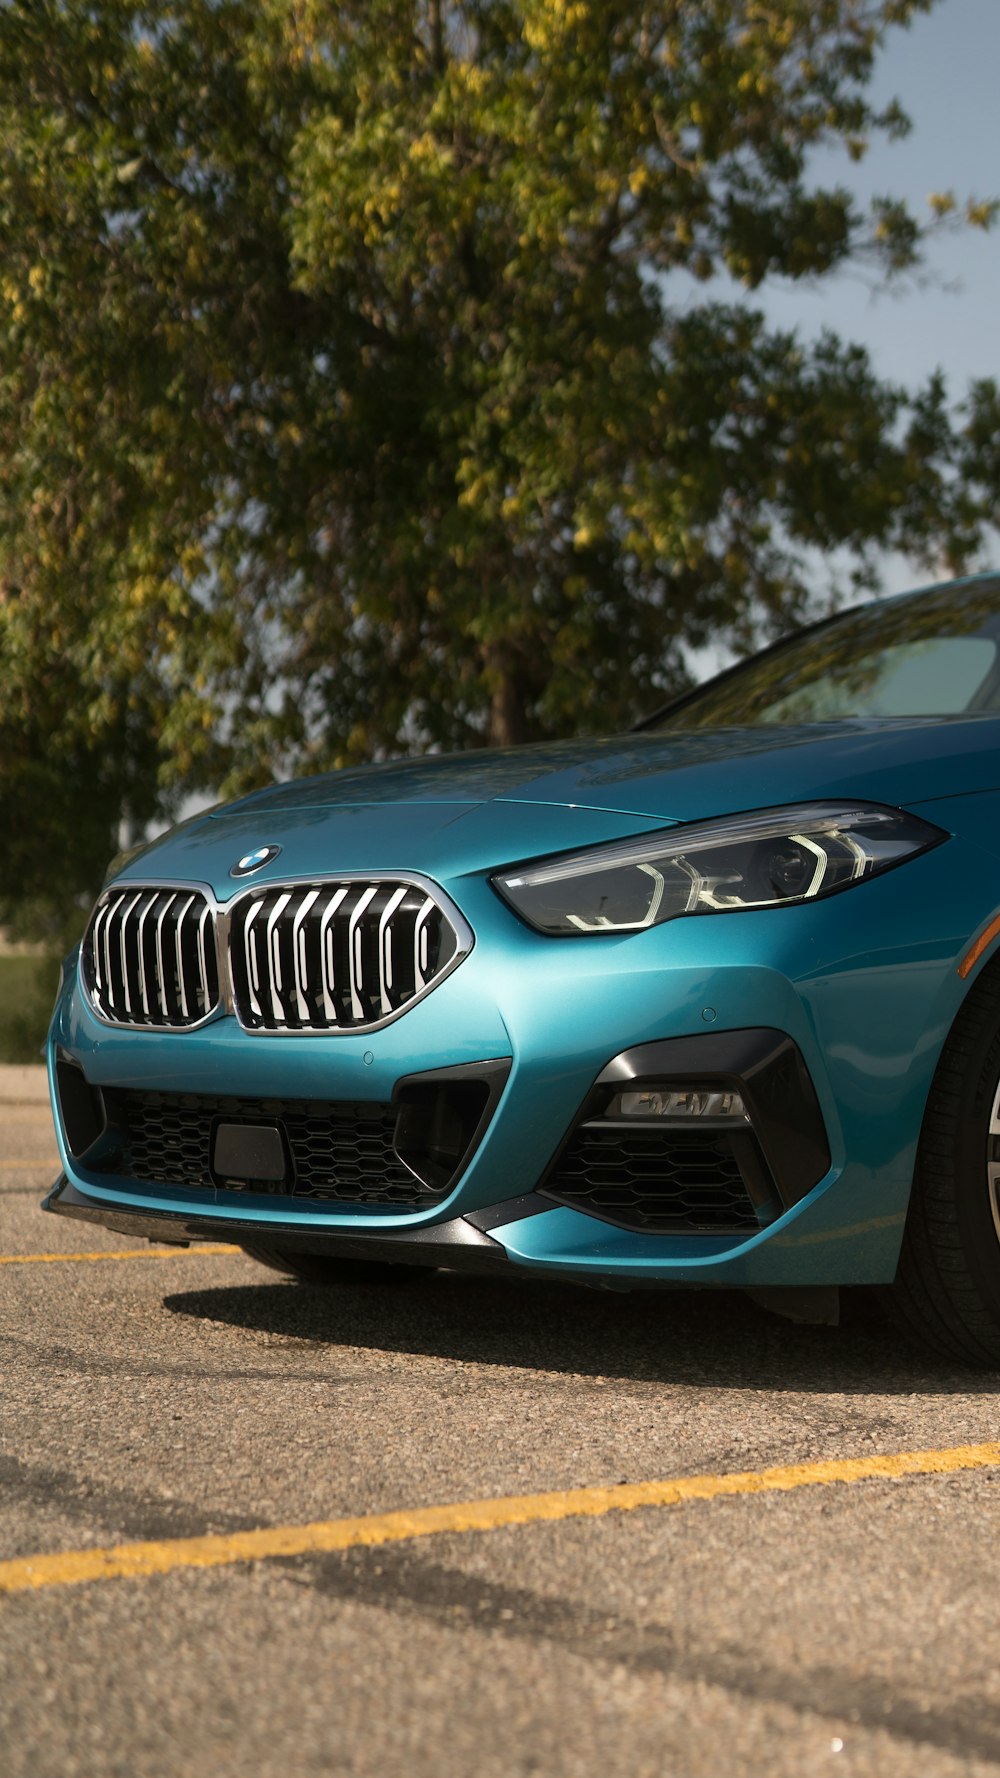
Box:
[82,888,220,1029]
[541,1125,762,1234]
[228,879,468,1032]
[100,1089,438,1206]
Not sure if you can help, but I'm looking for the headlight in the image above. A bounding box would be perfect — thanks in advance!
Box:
[492,802,945,936]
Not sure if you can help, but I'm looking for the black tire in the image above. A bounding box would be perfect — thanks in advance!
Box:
[890,954,1000,1365]
[240,1243,433,1288]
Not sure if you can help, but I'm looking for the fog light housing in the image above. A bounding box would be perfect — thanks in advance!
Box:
[607,1085,748,1122]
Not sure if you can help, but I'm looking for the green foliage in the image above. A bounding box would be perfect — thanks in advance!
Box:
[0,0,998,932]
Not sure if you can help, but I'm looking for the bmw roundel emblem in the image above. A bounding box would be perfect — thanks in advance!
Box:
[230,845,282,878]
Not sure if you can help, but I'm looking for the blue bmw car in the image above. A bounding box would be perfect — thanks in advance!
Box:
[44,572,1000,1363]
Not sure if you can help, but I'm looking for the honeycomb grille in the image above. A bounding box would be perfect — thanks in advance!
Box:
[101,1089,445,1207]
[228,879,464,1032]
[82,888,219,1028]
[541,1124,761,1234]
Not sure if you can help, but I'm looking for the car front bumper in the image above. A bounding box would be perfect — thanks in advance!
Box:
[43,831,988,1287]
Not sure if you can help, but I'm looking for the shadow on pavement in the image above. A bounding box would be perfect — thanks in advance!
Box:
[163,1268,993,1394]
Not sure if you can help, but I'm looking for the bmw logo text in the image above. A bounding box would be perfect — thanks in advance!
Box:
[230,845,282,878]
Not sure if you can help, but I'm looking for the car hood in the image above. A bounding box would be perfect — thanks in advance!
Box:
[118,716,999,891]
[212,716,1000,820]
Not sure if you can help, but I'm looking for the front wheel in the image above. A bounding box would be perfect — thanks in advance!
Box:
[241,1243,433,1288]
[890,957,1000,1364]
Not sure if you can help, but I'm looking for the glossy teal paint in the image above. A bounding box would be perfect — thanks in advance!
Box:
[48,765,1000,1285]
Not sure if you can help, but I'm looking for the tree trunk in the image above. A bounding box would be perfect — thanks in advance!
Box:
[486,649,528,747]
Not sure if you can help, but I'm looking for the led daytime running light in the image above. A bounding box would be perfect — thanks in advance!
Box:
[493,802,944,937]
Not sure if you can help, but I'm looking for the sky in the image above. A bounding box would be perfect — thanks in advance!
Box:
[661,0,999,675]
[754,0,999,396]
[668,0,999,626]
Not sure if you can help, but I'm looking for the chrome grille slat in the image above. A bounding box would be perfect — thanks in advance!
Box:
[118,890,142,1016]
[82,875,468,1034]
[265,891,293,1023]
[348,883,380,1021]
[174,893,196,1021]
[229,877,466,1033]
[154,893,172,1019]
[196,902,213,1014]
[242,898,265,1022]
[102,900,116,1008]
[292,888,321,1022]
[378,884,409,1016]
[82,886,220,1030]
[135,895,154,1018]
[319,885,349,1024]
[92,900,110,1001]
[413,895,435,986]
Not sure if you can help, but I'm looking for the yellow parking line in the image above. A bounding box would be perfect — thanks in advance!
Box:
[1,1442,997,1597]
[0,1160,58,1169]
[0,1245,241,1267]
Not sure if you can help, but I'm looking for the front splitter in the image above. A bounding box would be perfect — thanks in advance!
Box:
[42,1174,516,1275]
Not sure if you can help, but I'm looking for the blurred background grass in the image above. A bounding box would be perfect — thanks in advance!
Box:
[0,953,59,1064]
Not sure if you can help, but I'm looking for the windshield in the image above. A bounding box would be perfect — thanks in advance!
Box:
[649,578,1000,730]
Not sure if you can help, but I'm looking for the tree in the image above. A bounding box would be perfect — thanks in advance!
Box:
[1,0,998,924]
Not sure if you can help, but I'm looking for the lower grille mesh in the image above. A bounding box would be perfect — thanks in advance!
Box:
[542,1124,761,1234]
[100,1089,446,1208]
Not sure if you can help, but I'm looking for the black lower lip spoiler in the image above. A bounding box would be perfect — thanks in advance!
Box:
[41,1174,527,1274]
[44,1176,821,1303]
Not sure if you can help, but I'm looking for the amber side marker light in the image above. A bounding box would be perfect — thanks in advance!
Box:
[958,911,1000,980]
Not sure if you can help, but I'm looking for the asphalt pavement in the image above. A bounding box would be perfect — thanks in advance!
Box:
[2,1065,1000,1778]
